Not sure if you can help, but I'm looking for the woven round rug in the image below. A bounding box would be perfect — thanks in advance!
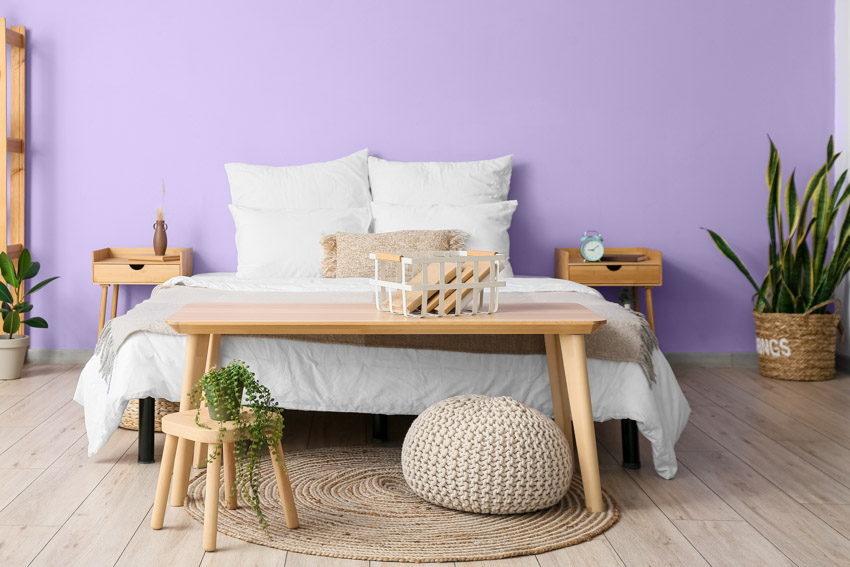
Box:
[184,446,618,563]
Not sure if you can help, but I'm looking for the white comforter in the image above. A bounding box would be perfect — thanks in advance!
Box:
[74,274,690,478]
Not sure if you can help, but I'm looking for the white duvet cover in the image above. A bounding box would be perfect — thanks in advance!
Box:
[74,274,690,479]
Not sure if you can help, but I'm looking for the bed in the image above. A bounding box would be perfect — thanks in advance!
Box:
[74,272,690,479]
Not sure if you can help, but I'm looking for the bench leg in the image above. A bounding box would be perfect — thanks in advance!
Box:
[203,446,222,552]
[621,419,641,469]
[372,414,388,442]
[269,439,299,529]
[138,397,155,464]
[151,434,178,530]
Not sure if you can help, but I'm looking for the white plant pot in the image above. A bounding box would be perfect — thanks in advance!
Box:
[0,335,29,380]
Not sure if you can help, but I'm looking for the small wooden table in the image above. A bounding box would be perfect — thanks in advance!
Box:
[165,302,608,513]
[92,247,192,337]
[555,247,662,331]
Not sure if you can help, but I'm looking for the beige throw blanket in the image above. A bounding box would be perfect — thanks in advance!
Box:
[95,285,658,389]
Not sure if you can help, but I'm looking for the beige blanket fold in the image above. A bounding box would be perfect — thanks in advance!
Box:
[94,286,658,390]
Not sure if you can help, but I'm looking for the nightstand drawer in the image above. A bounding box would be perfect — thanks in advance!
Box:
[92,263,182,284]
[566,264,661,286]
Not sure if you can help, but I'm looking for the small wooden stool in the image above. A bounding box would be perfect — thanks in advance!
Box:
[150,408,299,551]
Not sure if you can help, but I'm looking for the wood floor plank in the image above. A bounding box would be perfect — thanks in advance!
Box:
[673,423,726,453]
[464,558,537,567]
[0,363,73,396]
[780,439,850,490]
[689,404,850,504]
[0,395,24,414]
[707,367,850,448]
[28,436,165,567]
[373,562,453,567]
[0,467,40,512]
[0,400,86,469]
[0,428,136,526]
[117,508,206,567]
[594,451,709,567]
[199,532,288,565]
[0,365,82,427]
[0,525,59,567]
[536,538,625,566]
[679,451,850,565]
[674,520,794,567]
[286,552,368,566]
[804,504,850,539]
[0,425,31,454]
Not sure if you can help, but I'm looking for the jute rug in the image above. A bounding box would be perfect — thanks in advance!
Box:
[184,446,619,563]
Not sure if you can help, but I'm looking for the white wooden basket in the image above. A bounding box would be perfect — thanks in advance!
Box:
[369,250,506,317]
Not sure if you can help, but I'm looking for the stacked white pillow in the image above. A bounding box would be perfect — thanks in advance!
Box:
[224,151,518,279]
[368,155,517,277]
[225,150,371,278]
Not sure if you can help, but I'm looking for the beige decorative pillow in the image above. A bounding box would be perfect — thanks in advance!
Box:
[321,230,467,278]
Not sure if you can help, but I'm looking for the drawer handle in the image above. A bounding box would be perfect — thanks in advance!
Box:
[606,265,622,272]
[129,264,145,271]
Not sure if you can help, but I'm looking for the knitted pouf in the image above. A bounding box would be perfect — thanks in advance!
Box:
[401,395,573,514]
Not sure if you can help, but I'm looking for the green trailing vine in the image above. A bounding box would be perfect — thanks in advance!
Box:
[189,360,284,533]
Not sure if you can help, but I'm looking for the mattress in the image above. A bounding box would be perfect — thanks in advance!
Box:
[74,273,690,478]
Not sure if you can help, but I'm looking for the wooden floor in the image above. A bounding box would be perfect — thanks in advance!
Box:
[1,364,849,566]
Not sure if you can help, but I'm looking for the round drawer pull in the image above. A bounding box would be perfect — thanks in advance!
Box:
[605,265,622,272]
[129,264,145,271]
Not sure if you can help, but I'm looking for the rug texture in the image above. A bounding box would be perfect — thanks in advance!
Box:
[184,446,619,563]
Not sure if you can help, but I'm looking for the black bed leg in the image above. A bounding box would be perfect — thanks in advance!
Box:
[138,397,155,464]
[621,418,641,469]
[372,414,389,442]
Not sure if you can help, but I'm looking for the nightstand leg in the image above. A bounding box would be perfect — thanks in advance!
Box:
[111,284,120,319]
[645,287,655,332]
[632,286,640,314]
[98,284,108,337]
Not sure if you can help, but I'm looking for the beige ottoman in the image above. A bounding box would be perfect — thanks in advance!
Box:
[401,395,573,514]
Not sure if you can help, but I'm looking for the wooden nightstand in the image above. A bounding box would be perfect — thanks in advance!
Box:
[93,247,192,336]
[555,247,662,331]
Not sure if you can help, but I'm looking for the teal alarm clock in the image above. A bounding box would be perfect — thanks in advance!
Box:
[580,230,604,262]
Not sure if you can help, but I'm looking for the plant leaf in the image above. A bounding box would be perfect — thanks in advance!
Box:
[21,316,47,328]
[705,229,765,297]
[3,311,20,335]
[0,253,18,288]
[27,276,58,295]
[0,285,13,305]
[17,249,31,283]
[24,261,39,280]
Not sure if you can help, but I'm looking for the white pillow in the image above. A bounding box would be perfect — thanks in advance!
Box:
[371,201,518,277]
[225,149,370,210]
[229,204,371,278]
[368,155,512,205]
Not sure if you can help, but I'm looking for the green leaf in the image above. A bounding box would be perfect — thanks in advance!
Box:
[0,253,18,288]
[15,301,32,313]
[24,261,39,280]
[27,276,58,295]
[0,285,13,305]
[21,316,47,328]
[3,311,20,335]
[17,249,32,283]
[705,229,765,298]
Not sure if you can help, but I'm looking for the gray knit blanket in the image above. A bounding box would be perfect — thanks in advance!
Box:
[95,282,658,390]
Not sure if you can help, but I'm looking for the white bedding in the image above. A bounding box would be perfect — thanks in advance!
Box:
[74,274,690,479]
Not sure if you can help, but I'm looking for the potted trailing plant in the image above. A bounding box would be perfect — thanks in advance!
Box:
[0,249,59,380]
[706,136,849,381]
[190,360,284,532]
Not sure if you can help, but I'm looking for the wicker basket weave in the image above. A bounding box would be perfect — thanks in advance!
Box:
[119,398,180,432]
[753,306,840,381]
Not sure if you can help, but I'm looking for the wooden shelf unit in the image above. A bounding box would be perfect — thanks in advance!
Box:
[1,18,26,262]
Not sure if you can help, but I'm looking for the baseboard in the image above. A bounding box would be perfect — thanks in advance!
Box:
[26,349,94,364]
[664,352,759,368]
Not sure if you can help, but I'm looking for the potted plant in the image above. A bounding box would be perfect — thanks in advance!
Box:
[706,136,849,381]
[190,360,284,532]
[0,249,59,380]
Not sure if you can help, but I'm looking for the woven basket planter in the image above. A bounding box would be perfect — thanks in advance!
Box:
[753,310,840,381]
[119,398,179,432]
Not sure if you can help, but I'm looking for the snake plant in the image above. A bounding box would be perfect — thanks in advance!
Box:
[706,136,850,314]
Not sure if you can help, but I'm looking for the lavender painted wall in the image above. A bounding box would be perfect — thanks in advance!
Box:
[3,1,835,351]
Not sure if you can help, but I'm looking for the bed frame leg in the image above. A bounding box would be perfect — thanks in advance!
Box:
[139,397,156,463]
[621,418,641,469]
[372,414,389,442]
